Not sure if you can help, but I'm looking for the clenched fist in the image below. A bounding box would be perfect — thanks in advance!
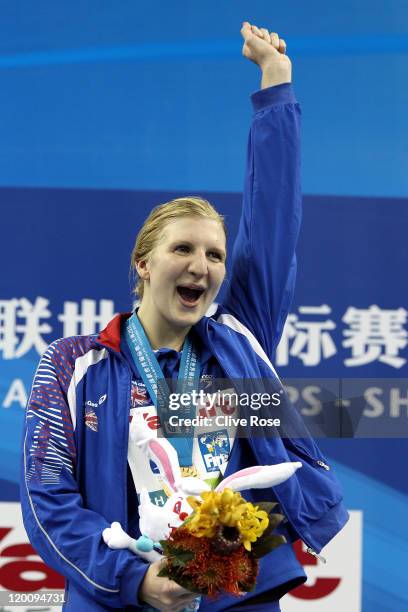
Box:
[241,22,292,88]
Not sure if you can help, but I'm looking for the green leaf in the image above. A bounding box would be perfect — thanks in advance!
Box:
[255,501,278,515]
[256,512,284,541]
[159,540,171,556]
[171,550,195,567]
[239,579,257,592]
[158,567,205,595]
[252,534,286,559]
[174,576,204,595]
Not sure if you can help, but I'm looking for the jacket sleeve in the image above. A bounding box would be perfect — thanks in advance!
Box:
[222,82,301,358]
[20,340,149,609]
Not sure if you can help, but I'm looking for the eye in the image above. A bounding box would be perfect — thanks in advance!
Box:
[207,251,224,262]
[174,244,190,254]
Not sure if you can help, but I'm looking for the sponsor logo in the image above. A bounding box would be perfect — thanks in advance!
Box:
[131,381,151,408]
[198,429,230,472]
[84,393,107,409]
[200,374,213,388]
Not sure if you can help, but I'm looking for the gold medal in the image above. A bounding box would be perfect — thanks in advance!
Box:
[181,465,200,478]
[162,465,199,497]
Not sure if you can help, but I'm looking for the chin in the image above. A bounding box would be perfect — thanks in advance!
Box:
[175,313,202,328]
[172,308,204,328]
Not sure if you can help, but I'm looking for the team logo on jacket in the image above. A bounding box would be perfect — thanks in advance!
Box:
[85,394,107,408]
[200,374,213,389]
[85,407,98,432]
[198,429,230,472]
[131,381,150,407]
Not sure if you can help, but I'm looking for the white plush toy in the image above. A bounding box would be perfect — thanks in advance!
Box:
[103,415,302,563]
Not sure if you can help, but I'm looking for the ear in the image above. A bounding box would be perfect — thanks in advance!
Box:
[135,258,150,281]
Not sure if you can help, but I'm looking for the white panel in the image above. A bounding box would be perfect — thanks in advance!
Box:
[283,510,362,612]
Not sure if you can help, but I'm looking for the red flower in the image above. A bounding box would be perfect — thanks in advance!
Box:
[165,528,258,597]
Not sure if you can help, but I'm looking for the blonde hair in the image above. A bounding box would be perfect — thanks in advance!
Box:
[130,196,226,298]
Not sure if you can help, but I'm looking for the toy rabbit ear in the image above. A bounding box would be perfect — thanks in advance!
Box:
[147,437,182,493]
[215,462,302,493]
[130,414,182,493]
[178,477,211,497]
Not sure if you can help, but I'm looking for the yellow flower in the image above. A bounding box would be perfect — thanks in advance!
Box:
[186,488,269,549]
[237,503,270,551]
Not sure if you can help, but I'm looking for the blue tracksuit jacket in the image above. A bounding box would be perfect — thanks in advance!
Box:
[21,83,348,610]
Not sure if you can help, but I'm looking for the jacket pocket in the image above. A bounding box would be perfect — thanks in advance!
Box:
[284,437,331,471]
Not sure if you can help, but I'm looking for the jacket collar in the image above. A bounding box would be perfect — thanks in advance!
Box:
[97,312,131,353]
[97,312,212,358]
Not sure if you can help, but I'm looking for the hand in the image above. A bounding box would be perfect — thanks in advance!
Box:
[240,22,292,88]
[102,522,133,550]
[139,558,198,612]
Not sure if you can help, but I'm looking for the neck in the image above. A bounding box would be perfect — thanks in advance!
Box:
[136,304,189,351]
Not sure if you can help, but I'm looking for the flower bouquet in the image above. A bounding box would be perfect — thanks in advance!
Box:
[158,488,286,598]
[103,417,302,605]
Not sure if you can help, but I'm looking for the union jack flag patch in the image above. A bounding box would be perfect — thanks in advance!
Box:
[85,408,98,432]
[131,381,150,407]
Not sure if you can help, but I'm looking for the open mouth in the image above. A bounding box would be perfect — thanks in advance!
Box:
[176,286,205,306]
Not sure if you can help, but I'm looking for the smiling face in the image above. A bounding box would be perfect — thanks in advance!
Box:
[136,216,226,337]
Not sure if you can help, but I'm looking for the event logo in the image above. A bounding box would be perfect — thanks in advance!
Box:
[198,430,230,472]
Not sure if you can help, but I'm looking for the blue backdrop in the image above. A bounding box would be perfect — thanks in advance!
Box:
[0,3,407,611]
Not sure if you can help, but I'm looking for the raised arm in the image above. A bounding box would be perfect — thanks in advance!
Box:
[222,23,301,358]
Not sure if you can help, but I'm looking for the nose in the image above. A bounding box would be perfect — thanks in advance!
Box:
[187,250,208,277]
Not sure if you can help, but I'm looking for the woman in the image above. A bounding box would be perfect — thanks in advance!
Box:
[21,23,348,611]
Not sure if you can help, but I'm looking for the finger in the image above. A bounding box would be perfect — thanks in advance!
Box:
[260,28,271,43]
[270,32,280,50]
[168,579,193,597]
[240,21,252,40]
[279,38,287,54]
[251,24,262,38]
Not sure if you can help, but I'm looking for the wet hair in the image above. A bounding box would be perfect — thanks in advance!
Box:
[130,196,226,299]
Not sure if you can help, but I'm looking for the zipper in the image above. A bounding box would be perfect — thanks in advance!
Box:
[206,322,332,562]
[306,546,327,564]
